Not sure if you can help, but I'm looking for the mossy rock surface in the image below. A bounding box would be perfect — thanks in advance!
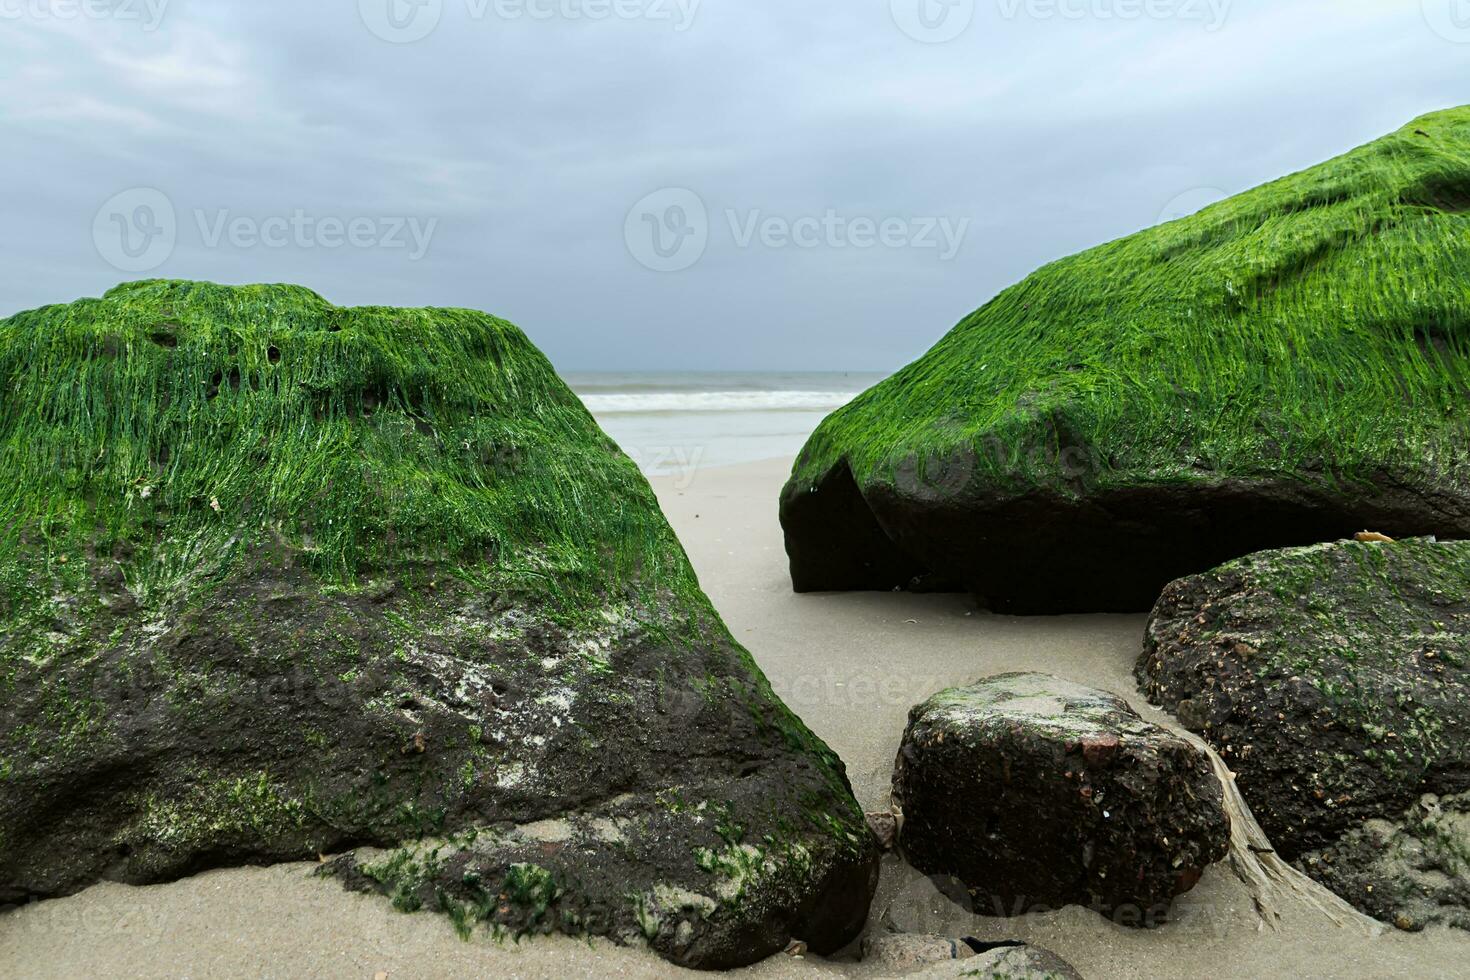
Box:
[783,106,1470,613]
[1138,537,1470,930]
[892,673,1228,925]
[1300,790,1470,933]
[0,280,878,969]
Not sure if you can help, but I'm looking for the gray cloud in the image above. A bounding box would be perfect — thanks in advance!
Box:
[1,0,1465,370]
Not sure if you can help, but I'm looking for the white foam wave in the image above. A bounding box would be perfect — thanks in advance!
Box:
[578,391,857,414]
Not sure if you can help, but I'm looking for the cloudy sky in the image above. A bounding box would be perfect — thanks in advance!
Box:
[1,0,1465,370]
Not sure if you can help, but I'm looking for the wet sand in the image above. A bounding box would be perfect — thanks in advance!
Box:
[3,458,1467,978]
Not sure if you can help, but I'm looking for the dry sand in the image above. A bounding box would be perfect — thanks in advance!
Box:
[4,457,1467,979]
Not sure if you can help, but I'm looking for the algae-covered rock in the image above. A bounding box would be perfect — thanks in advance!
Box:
[783,106,1470,613]
[1138,537,1470,929]
[1299,791,1470,933]
[892,673,1228,925]
[0,280,877,969]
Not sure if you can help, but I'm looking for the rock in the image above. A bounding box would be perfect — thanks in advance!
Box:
[1300,792,1470,934]
[861,931,976,970]
[0,281,878,970]
[866,809,900,851]
[1138,537,1470,930]
[892,673,1228,925]
[943,945,1083,980]
[781,107,1470,613]
[861,931,1083,979]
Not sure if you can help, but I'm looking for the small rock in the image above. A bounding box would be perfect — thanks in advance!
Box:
[893,672,1228,925]
[861,932,975,970]
[953,944,1084,980]
[866,810,899,851]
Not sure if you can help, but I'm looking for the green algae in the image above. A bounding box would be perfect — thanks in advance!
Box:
[0,279,703,621]
[791,106,1470,496]
[0,280,848,798]
[133,771,308,851]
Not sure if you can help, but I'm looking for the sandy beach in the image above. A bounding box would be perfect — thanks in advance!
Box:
[3,457,1467,979]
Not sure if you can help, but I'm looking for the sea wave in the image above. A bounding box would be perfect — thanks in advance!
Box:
[578,390,857,414]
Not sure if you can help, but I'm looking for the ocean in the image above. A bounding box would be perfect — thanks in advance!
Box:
[563,371,885,480]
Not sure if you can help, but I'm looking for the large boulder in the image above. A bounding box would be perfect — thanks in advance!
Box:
[1138,537,1470,929]
[782,106,1470,613]
[0,281,878,969]
[892,673,1229,925]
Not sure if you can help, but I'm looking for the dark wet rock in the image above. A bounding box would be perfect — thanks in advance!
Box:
[0,281,878,970]
[784,467,1470,615]
[892,673,1228,926]
[781,108,1470,614]
[1138,537,1470,930]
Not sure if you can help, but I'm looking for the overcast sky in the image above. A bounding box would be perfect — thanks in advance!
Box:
[1,0,1465,371]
